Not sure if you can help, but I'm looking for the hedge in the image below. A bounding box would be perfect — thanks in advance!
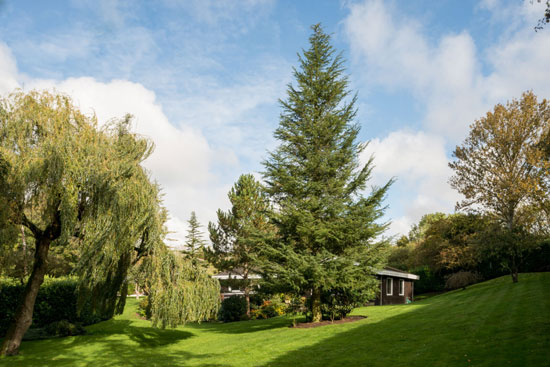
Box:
[0,277,101,337]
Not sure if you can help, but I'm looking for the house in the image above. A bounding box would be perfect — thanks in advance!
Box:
[212,270,262,300]
[213,266,419,305]
[375,267,420,305]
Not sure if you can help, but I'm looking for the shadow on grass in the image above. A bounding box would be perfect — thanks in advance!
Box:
[88,320,194,348]
[260,274,550,367]
[188,316,294,335]
[2,319,229,367]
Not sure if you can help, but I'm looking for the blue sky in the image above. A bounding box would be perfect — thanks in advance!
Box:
[1,0,549,246]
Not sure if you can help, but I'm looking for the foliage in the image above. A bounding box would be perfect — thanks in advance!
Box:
[0,277,99,337]
[143,249,220,328]
[219,296,248,322]
[388,213,491,293]
[449,91,550,282]
[44,320,86,337]
[251,296,287,319]
[319,288,361,321]
[137,297,152,320]
[410,266,445,294]
[207,174,274,316]
[183,211,206,262]
[261,24,391,323]
[0,90,220,355]
[445,271,480,290]
[535,0,550,31]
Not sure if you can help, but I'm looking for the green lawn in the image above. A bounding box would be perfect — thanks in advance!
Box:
[1,273,549,367]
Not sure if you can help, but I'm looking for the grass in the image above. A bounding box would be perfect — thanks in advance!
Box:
[1,273,549,366]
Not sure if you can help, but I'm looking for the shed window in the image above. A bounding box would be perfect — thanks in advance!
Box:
[386,277,393,296]
[399,279,405,296]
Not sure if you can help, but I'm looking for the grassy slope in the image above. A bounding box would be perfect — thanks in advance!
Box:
[1,273,549,367]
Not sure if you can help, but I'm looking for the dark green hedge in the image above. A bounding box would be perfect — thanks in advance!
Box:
[219,296,248,322]
[0,277,101,336]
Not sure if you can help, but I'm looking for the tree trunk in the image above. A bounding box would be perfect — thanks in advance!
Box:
[511,254,519,283]
[0,237,51,356]
[243,272,250,318]
[21,226,28,281]
[311,287,322,323]
[245,289,251,318]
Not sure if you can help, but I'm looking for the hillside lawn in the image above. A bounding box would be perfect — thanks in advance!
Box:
[1,273,549,367]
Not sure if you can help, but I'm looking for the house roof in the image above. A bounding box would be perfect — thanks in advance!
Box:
[213,266,419,281]
[212,270,262,280]
[376,267,420,280]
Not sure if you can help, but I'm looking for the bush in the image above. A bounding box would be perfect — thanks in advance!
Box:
[44,320,86,337]
[251,296,287,319]
[219,296,247,322]
[445,271,480,290]
[411,266,445,294]
[0,277,101,337]
[137,297,152,319]
[320,289,358,321]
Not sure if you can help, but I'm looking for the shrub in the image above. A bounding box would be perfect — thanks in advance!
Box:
[219,296,247,322]
[251,296,287,319]
[137,297,152,319]
[412,266,445,294]
[445,271,480,290]
[44,320,86,337]
[0,277,101,337]
[320,290,357,321]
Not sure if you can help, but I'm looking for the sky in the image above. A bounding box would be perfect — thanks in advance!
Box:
[1,0,549,247]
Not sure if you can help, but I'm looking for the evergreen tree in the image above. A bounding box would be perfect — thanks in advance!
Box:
[262,24,392,322]
[207,174,274,317]
[184,211,206,262]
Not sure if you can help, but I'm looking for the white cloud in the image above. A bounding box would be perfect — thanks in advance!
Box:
[346,0,550,237]
[0,45,241,248]
[362,130,461,238]
[364,130,448,182]
[345,0,550,142]
[0,43,19,94]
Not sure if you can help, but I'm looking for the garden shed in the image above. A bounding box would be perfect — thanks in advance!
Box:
[375,267,420,305]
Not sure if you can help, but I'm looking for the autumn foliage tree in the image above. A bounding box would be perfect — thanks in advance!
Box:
[0,90,219,356]
[449,91,550,283]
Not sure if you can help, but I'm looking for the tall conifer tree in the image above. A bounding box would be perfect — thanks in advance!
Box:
[184,211,206,262]
[262,24,391,322]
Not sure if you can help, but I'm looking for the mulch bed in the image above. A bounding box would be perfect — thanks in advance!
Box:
[292,315,366,328]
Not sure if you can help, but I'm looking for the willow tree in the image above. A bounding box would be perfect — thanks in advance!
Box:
[262,25,392,323]
[207,174,274,317]
[449,91,550,283]
[0,90,219,356]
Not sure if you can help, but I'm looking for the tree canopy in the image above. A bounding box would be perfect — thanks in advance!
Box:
[183,211,206,263]
[449,91,550,282]
[262,24,391,322]
[0,90,218,355]
[207,173,274,316]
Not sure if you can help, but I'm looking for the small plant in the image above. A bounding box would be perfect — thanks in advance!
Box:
[285,296,307,326]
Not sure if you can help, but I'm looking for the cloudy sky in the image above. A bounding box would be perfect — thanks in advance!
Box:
[1,0,549,246]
